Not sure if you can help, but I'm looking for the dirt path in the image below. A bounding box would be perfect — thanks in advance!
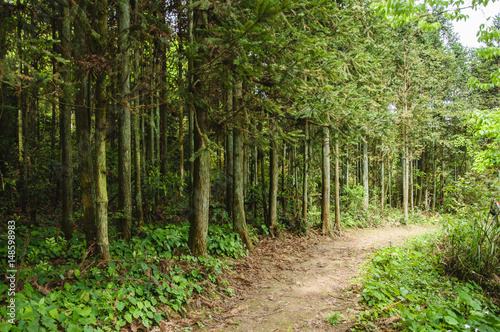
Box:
[197,224,437,332]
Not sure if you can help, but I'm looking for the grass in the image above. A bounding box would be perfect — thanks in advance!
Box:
[441,213,500,289]
[325,311,344,326]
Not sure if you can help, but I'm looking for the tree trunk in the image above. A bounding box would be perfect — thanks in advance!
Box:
[188,102,210,257]
[302,120,309,221]
[94,0,111,261]
[334,135,340,233]
[132,15,144,225]
[410,158,414,212]
[159,0,168,177]
[268,120,279,237]
[75,0,96,246]
[187,5,210,257]
[232,117,253,249]
[403,127,409,223]
[321,124,332,236]
[133,107,144,227]
[231,80,252,249]
[188,0,195,190]
[345,148,349,189]
[225,87,234,218]
[381,159,385,214]
[432,146,437,211]
[60,0,73,239]
[388,160,392,208]
[363,137,369,211]
[118,0,132,240]
[258,147,269,224]
[281,143,287,213]
[178,34,185,193]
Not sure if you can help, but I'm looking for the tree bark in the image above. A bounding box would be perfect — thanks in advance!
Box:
[381,159,385,214]
[363,137,369,211]
[232,81,253,249]
[178,33,185,193]
[345,148,349,189]
[225,87,234,218]
[268,120,279,237]
[321,124,332,236]
[334,135,340,233]
[118,0,132,240]
[94,0,111,261]
[60,0,73,239]
[302,120,309,221]
[410,158,414,212]
[281,143,287,212]
[432,143,437,211]
[188,101,210,257]
[388,160,392,208]
[403,127,409,223]
[257,147,268,224]
[159,1,169,177]
[187,4,210,257]
[75,0,96,247]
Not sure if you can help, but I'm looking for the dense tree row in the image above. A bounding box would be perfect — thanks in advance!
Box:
[0,0,497,260]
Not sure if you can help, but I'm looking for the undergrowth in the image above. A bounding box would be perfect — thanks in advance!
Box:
[356,232,500,331]
[0,222,252,331]
[440,214,500,292]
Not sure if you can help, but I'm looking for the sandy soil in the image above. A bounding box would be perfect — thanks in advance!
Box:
[188,224,437,332]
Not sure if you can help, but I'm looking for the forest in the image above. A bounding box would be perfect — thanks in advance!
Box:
[0,0,500,331]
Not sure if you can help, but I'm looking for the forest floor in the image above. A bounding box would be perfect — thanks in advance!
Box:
[164,223,438,332]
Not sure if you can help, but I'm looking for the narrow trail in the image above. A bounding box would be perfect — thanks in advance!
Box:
[196,224,437,332]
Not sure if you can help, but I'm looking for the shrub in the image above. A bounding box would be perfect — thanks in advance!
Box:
[358,233,500,331]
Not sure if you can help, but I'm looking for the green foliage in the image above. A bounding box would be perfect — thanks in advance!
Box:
[341,185,365,213]
[441,215,500,288]
[442,173,500,287]
[340,185,386,228]
[357,233,500,331]
[207,225,248,259]
[0,222,247,331]
[443,173,498,214]
[325,311,344,326]
[470,109,500,173]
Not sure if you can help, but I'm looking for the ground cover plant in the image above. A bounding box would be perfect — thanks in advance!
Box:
[0,222,251,331]
[357,232,500,331]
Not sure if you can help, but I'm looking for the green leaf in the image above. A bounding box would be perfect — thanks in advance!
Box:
[26,318,40,332]
[80,291,90,303]
[49,308,58,319]
[444,315,458,325]
[77,307,91,317]
[132,308,141,319]
[67,323,83,332]
[124,313,132,323]
[116,301,125,312]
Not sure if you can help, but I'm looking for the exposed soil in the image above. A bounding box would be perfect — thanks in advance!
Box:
[164,224,437,332]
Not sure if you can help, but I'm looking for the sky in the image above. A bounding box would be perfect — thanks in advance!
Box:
[452,1,500,48]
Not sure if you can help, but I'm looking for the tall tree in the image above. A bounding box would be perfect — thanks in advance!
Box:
[268,119,279,237]
[302,119,309,222]
[94,0,111,261]
[60,0,73,239]
[187,4,210,257]
[117,0,132,240]
[321,123,333,236]
[232,81,253,249]
[75,0,96,246]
